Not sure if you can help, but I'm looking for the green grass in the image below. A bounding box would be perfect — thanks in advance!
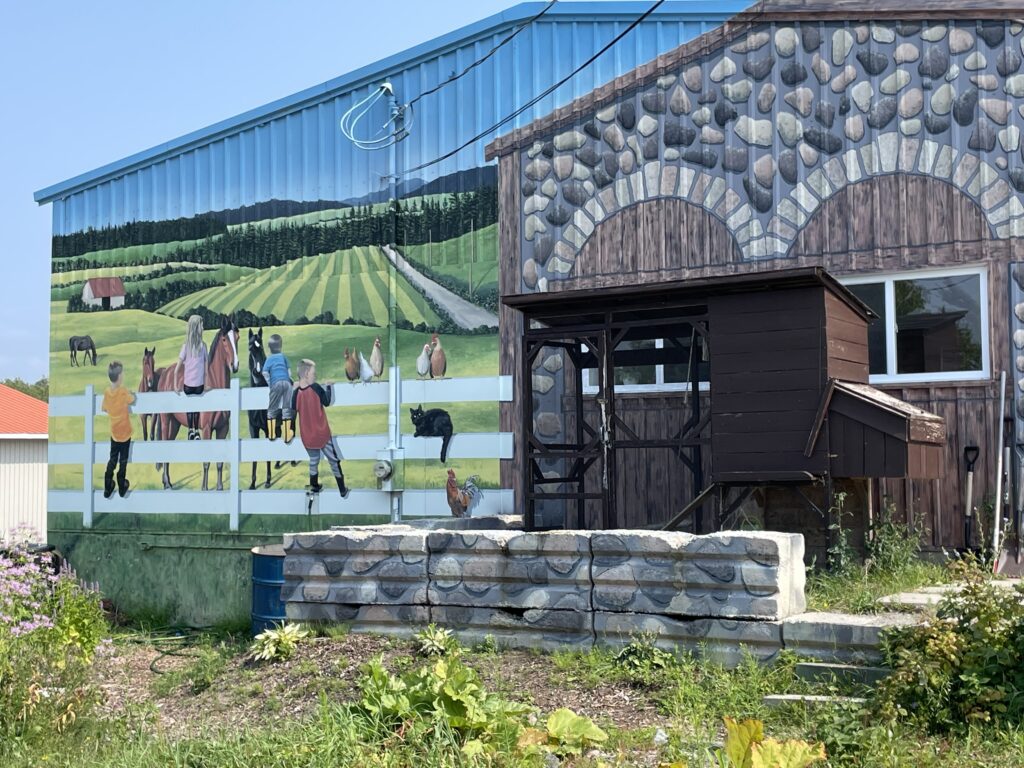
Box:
[51,261,224,287]
[157,246,443,328]
[51,264,256,301]
[402,223,498,296]
[806,559,949,614]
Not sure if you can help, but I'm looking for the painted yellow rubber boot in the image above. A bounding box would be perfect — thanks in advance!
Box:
[267,417,277,440]
[283,419,295,445]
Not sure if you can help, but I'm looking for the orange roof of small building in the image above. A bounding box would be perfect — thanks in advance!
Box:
[85,277,125,298]
[0,384,48,437]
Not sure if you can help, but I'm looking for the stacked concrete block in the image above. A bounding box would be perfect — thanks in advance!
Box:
[432,605,593,652]
[282,527,429,607]
[781,611,919,664]
[591,530,806,620]
[594,612,783,667]
[427,530,590,611]
[285,602,429,636]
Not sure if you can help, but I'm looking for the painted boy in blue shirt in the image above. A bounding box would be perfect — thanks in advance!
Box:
[263,334,294,443]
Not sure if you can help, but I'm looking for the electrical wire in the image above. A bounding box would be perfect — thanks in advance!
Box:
[403,0,666,176]
[407,0,558,108]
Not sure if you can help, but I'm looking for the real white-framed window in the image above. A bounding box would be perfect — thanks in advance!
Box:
[582,338,711,395]
[840,265,990,385]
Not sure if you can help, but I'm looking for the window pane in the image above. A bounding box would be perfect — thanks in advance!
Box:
[895,274,983,374]
[664,335,711,384]
[614,339,657,386]
[846,282,887,375]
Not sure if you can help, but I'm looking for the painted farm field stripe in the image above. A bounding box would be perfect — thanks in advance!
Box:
[331,274,354,323]
[393,273,439,326]
[194,272,262,313]
[305,266,330,314]
[215,275,271,316]
[263,268,307,321]
[247,257,309,318]
[322,274,342,320]
[279,265,320,322]
[357,268,390,324]
[160,285,222,317]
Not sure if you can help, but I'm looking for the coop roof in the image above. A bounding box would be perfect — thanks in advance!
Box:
[84,277,126,298]
[0,385,47,439]
[503,266,874,320]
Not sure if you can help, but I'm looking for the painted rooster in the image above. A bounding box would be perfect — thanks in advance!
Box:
[344,348,359,382]
[446,469,482,518]
[416,343,432,379]
[369,336,384,380]
[430,333,447,378]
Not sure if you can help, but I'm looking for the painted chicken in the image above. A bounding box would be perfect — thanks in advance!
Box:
[446,469,482,518]
[416,343,432,379]
[357,351,374,383]
[430,333,447,379]
[369,336,384,380]
[344,348,359,382]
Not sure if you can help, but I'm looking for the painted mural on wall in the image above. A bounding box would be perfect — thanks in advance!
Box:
[511,19,1024,288]
[48,168,501,505]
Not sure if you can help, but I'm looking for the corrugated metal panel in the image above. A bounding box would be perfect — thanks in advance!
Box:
[42,4,741,234]
[0,439,48,541]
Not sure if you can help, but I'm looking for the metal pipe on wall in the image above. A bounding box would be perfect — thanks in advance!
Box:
[994,370,1007,561]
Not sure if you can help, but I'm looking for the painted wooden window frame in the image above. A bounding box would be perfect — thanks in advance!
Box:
[841,266,991,386]
[582,338,711,395]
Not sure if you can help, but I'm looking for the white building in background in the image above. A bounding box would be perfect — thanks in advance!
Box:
[0,384,47,541]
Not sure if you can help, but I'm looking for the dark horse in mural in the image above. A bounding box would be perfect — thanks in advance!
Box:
[246,328,298,490]
[68,335,97,366]
[153,315,239,490]
[138,346,163,441]
[246,328,272,490]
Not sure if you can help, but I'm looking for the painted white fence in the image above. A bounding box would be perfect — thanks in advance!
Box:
[48,373,514,530]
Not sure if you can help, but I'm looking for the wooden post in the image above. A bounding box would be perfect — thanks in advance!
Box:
[229,378,241,532]
[83,384,95,528]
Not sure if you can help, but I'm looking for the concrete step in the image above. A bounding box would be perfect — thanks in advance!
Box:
[763,694,868,708]
[795,661,889,687]
[781,612,920,665]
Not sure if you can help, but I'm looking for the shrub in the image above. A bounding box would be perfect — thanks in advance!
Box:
[873,558,1024,731]
[613,633,676,685]
[414,623,459,658]
[708,717,826,768]
[0,537,106,758]
[248,622,308,663]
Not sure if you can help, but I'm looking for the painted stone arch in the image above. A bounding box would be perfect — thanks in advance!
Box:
[518,17,1024,291]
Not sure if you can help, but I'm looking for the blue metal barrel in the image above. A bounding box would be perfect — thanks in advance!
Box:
[251,545,286,636]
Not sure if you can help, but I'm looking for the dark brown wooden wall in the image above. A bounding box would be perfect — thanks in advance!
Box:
[708,289,829,482]
[824,291,870,382]
[500,174,1018,550]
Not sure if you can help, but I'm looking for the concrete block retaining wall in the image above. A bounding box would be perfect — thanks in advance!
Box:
[282,523,897,666]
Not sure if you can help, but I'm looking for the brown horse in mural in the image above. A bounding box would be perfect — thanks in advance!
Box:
[154,315,239,490]
[138,347,163,441]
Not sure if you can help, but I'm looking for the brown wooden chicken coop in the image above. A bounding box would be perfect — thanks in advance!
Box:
[503,267,946,533]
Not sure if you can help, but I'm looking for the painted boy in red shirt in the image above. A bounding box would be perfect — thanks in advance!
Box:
[289,358,350,498]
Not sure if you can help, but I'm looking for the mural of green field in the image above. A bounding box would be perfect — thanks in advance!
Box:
[157,246,443,327]
[51,264,257,301]
[402,222,498,294]
[53,237,217,270]
[50,302,498,397]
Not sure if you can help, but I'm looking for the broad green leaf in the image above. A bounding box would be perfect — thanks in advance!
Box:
[749,738,826,768]
[723,717,764,768]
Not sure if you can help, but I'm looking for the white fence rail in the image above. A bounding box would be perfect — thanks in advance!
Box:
[49,373,514,530]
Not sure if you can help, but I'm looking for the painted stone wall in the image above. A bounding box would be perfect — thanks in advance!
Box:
[516,19,1024,289]
[283,524,806,664]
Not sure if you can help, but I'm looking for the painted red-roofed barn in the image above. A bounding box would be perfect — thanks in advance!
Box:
[82,277,125,310]
[0,384,47,540]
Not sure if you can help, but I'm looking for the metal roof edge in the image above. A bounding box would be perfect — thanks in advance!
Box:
[33,1,740,205]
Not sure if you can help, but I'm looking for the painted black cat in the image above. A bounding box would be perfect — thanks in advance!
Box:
[409,405,454,463]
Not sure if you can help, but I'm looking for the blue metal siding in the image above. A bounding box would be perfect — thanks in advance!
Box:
[41,3,744,235]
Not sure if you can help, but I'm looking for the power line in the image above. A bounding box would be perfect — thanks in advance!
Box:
[403,0,666,177]
[407,1,557,108]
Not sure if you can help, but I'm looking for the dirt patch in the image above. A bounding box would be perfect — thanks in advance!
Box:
[91,634,668,742]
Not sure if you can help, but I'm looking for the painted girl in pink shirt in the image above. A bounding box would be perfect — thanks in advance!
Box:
[175,315,208,440]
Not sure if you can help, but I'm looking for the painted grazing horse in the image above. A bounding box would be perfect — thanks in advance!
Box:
[246,329,272,490]
[69,335,97,366]
[138,347,164,441]
[153,315,239,490]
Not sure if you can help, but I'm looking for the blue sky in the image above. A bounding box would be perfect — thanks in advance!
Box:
[0,0,517,381]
